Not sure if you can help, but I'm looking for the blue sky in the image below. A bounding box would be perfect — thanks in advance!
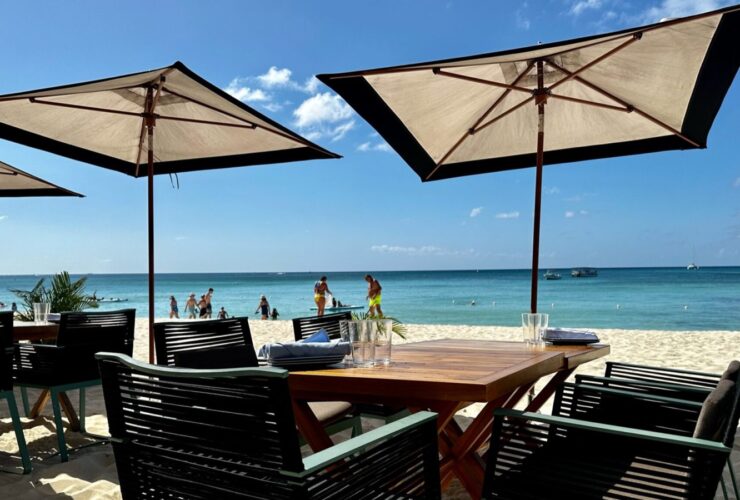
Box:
[0,0,737,274]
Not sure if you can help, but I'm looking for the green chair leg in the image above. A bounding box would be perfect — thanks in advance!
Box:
[79,388,86,433]
[20,387,29,417]
[4,394,31,474]
[49,389,68,462]
[727,456,739,500]
[351,416,363,437]
[720,476,729,500]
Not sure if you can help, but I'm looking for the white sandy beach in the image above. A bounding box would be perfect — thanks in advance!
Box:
[1,319,738,499]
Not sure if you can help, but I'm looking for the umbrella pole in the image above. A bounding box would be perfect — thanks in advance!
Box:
[530,61,546,314]
[145,86,156,364]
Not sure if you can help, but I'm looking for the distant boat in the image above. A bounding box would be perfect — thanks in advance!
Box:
[571,267,598,278]
[543,270,561,280]
[687,263,699,270]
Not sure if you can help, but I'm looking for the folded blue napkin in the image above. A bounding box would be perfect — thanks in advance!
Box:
[301,328,330,343]
[258,339,350,360]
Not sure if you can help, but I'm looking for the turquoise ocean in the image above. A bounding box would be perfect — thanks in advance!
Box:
[1,267,738,331]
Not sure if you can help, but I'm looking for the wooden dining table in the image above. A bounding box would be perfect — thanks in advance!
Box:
[289,338,610,499]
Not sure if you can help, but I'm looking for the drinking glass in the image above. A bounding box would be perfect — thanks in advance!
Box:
[371,319,393,366]
[338,320,353,365]
[33,302,51,325]
[521,313,549,345]
[349,320,375,367]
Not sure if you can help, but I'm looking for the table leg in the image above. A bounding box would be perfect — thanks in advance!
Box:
[293,399,334,452]
[58,392,81,432]
[29,389,50,418]
[524,368,574,412]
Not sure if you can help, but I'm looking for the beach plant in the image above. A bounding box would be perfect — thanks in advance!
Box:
[351,311,407,339]
[10,271,98,321]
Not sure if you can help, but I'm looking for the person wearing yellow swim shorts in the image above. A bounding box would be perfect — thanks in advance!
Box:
[364,274,383,317]
[314,276,331,317]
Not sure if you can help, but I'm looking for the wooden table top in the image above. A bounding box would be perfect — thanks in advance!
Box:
[289,339,609,405]
[12,322,59,342]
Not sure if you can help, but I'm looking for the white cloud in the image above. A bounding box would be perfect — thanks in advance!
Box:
[370,244,475,257]
[640,0,730,22]
[515,5,531,30]
[470,207,483,218]
[262,102,284,113]
[257,66,292,88]
[293,92,353,128]
[224,79,270,102]
[565,211,576,218]
[303,76,320,94]
[0,215,6,221]
[330,120,355,142]
[357,140,392,152]
[733,177,740,188]
[496,211,520,219]
[569,0,602,16]
[544,186,560,195]
[175,236,187,241]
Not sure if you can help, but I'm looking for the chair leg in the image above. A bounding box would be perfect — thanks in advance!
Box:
[5,395,32,474]
[20,387,29,417]
[351,416,363,437]
[727,457,739,500]
[720,475,729,500]
[50,388,68,462]
[79,388,86,433]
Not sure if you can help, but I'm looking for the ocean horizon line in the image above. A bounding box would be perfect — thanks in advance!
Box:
[2,264,739,278]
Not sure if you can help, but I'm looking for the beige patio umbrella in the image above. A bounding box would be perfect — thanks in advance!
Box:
[0,61,339,361]
[318,6,740,313]
[0,160,83,197]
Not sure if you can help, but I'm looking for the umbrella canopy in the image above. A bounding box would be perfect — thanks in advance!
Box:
[0,160,83,197]
[318,6,740,312]
[0,61,339,361]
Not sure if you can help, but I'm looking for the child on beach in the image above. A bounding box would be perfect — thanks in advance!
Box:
[169,296,179,319]
[217,307,228,319]
[270,308,279,320]
[255,295,270,320]
[184,293,198,319]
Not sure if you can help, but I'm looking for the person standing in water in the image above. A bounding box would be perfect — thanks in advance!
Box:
[255,295,270,320]
[169,296,180,319]
[365,274,383,317]
[184,293,198,319]
[204,288,214,318]
[313,276,332,316]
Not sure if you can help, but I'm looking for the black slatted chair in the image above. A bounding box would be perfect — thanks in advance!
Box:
[13,308,135,462]
[153,317,258,368]
[483,378,740,499]
[154,317,362,440]
[604,360,731,388]
[96,352,441,500]
[0,312,31,473]
[292,311,351,341]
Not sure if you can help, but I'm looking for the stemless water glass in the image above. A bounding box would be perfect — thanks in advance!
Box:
[521,313,548,345]
[338,320,354,365]
[33,302,51,325]
[350,320,375,367]
[371,319,393,366]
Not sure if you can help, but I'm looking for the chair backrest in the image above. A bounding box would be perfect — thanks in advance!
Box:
[57,309,136,352]
[0,312,13,392]
[292,311,351,341]
[153,317,257,368]
[693,379,740,447]
[96,352,304,499]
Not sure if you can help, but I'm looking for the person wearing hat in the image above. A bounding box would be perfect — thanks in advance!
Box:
[255,295,271,320]
[184,293,198,319]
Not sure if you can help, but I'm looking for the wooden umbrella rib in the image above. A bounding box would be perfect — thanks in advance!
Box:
[474,96,535,134]
[429,62,535,179]
[548,93,631,112]
[28,98,144,118]
[433,69,533,94]
[162,86,324,153]
[155,115,257,129]
[548,34,641,92]
[546,60,701,147]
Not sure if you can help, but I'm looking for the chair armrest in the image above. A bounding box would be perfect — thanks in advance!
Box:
[284,411,438,477]
[494,408,729,453]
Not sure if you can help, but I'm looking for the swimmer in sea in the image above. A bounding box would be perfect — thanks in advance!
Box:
[365,274,383,317]
[314,276,331,317]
